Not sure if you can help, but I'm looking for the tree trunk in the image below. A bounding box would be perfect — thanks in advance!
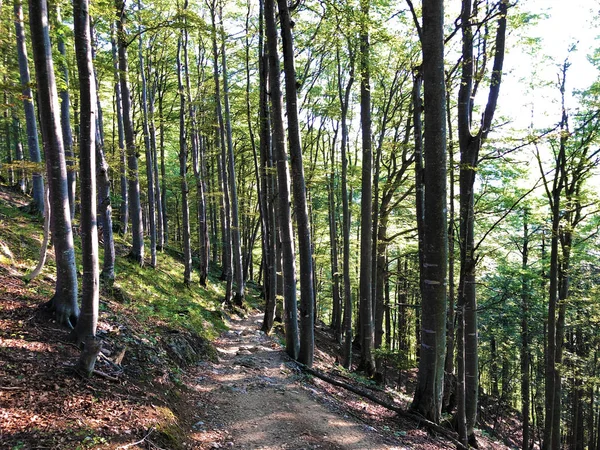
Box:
[410,0,447,425]
[210,1,233,303]
[177,14,192,286]
[111,22,128,236]
[137,0,157,268]
[521,209,531,450]
[264,0,299,359]
[358,0,375,376]
[456,0,507,442]
[219,5,245,306]
[14,0,44,213]
[276,0,315,367]
[337,45,354,370]
[28,0,79,328]
[71,0,99,345]
[116,0,144,264]
[258,0,277,334]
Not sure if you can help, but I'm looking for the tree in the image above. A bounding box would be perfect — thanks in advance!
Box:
[56,6,75,221]
[71,0,99,350]
[357,0,375,376]
[456,0,507,443]
[28,0,78,327]
[14,0,44,214]
[177,1,192,286]
[277,0,315,367]
[410,0,448,425]
[116,0,144,264]
[264,0,299,359]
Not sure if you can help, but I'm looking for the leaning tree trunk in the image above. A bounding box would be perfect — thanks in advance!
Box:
[410,0,448,425]
[264,0,299,360]
[14,0,44,214]
[71,0,99,346]
[28,0,79,328]
[276,0,315,367]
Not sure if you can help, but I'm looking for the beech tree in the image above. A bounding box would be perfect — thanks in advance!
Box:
[71,0,99,349]
[116,0,144,264]
[456,0,507,443]
[14,0,44,214]
[28,0,78,327]
[410,0,447,425]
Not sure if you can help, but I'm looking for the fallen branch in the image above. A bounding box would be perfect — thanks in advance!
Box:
[0,386,24,390]
[298,364,466,450]
[116,427,155,449]
[92,369,120,382]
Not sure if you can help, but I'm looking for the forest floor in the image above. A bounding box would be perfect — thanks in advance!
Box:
[0,185,520,449]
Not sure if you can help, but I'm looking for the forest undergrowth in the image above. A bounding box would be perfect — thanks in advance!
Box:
[0,186,520,449]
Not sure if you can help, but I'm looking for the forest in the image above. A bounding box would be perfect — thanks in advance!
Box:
[0,0,599,448]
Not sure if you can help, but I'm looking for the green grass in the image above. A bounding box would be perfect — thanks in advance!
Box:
[0,187,238,342]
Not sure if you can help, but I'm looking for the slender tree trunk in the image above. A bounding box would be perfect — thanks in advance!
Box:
[111,23,128,235]
[90,25,116,284]
[264,0,299,359]
[219,5,245,306]
[29,0,78,328]
[276,0,315,367]
[116,0,144,264]
[56,6,75,220]
[521,209,531,450]
[337,46,354,370]
[258,0,277,334]
[177,11,192,286]
[457,0,507,442]
[410,0,448,425]
[71,0,99,346]
[328,140,341,342]
[137,0,156,267]
[358,0,375,376]
[210,1,233,302]
[158,94,168,245]
[14,0,44,213]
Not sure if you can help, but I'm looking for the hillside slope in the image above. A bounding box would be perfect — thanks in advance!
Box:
[0,187,517,449]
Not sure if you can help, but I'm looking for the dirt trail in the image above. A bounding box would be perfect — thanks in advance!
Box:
[185,311,405,450]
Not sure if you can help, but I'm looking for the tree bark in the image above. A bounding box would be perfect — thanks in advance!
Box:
[14,0,44,213]
[116,0,144,264]
[28,0,79,328]
[456,0,507,442]
[71,0,99,345]
[358,0,375,376]
[410,0,447,425]
[264,0,299,359]
[177,11,192,286]
[137,0,157,268]
[219,5,245,306]
[276,0,315,367]
[111,22,128,235]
